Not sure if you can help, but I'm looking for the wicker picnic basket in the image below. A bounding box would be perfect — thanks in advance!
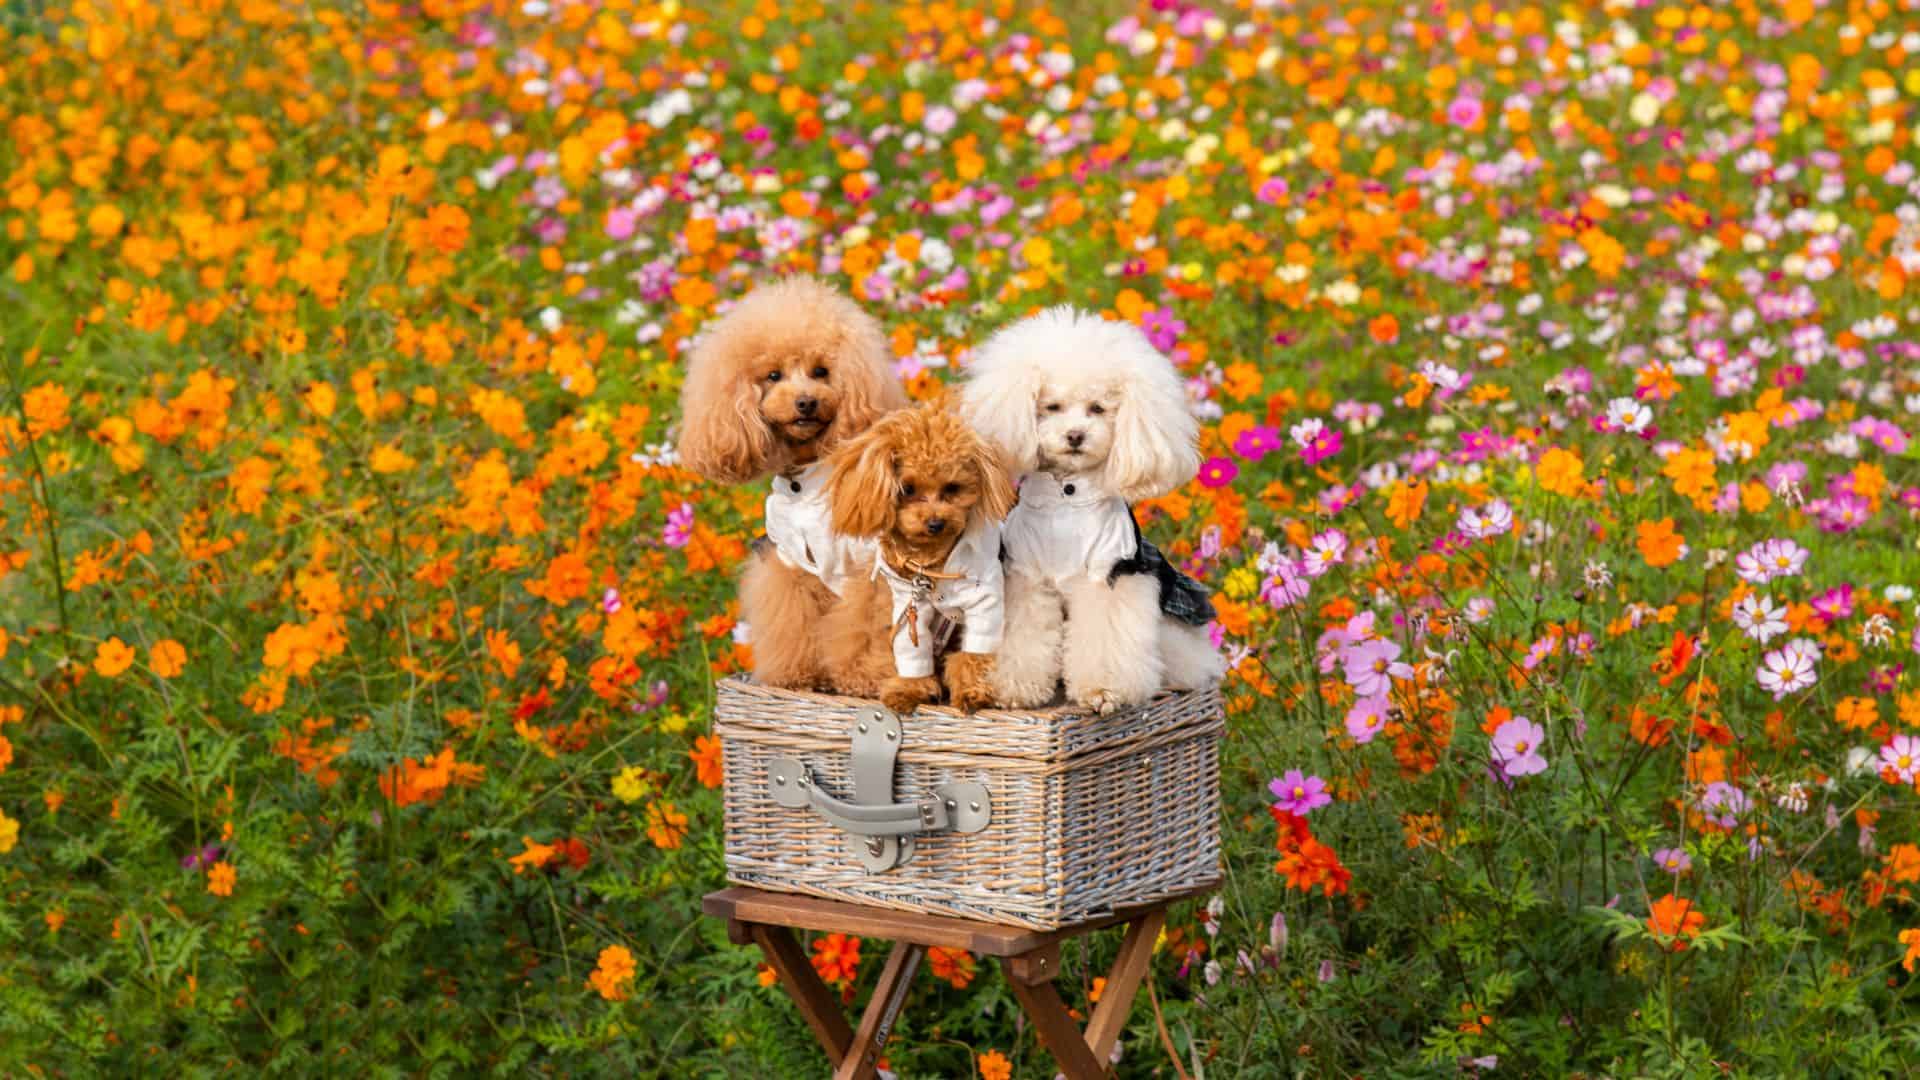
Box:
[715,677,1224,930]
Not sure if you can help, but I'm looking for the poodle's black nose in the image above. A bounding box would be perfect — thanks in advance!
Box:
[926,519,947,535]
[795,396,819,416]
[1065,429,1086,449]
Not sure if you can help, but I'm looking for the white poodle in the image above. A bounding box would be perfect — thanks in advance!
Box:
[959,307,1226,714]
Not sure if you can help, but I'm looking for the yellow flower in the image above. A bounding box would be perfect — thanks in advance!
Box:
[94,637,136,678]
[0,809,18,854]
[611,766,648,804]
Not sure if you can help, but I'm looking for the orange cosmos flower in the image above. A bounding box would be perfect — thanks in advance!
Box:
[1635,517,1686,567]
[811,933,861,988]
[927,946,976,989]
[588,944,637,1001]
[1646,894,1706,950]
[207,861,236,897]
[94,637,136,678]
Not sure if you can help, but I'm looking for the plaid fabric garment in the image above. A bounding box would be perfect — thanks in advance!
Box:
[1106,511,1215,627]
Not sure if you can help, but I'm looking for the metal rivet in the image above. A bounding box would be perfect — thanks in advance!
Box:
[858,723,869,734]
[946,800,957,812]
[774,775,786,785]
[886,730,897,741]
[867,838,885,856]
[969,801,981,812]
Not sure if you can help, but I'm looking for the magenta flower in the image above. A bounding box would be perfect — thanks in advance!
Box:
[1141,307,1186,352]
[663,503,695,548]
[1489,716,1547,777]
[1196,456,1238,488]
[180,843,222,871]
[1447,96,1484,128]
[602,588,622,615]
[1232,425,1283,461]
[1269,770,1332,815]
[605,206,638,241]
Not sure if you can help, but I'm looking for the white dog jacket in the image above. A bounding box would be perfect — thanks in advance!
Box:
[874,517,1005,679]
[1003,472,1216,627]
[1001,472,1137,583]
[763,463,873,596]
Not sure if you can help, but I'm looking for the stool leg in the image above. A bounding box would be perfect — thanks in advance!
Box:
[1084,909,1166,1063]
[750,925,854,1066]
[1003,959,1109,1080]
[834,942,924,1080]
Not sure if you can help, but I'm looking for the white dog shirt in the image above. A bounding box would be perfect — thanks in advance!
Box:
[1001,472,1138,583]
[763,463,873,596]
[1002,472,1216,627]
[873,517,1005,679]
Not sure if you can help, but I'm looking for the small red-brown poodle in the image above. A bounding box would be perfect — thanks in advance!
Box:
[676,277,907,691]
[820,404,1015,715]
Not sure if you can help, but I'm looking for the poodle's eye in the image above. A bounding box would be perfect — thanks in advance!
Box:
[1043,403,1062,413]
[941,482,961,497]
[1089,404,1106,416]
[901,483,916,497]
[765,370,783,383]
[811,365,829,379]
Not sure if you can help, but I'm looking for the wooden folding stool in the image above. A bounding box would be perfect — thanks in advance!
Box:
[705,886,1204,1079]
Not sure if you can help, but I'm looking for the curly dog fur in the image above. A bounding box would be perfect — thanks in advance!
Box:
[675,277,906,690]
[960,307,1225,713]
[821,404,1015,714]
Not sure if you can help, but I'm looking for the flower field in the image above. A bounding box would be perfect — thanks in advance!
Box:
[4,0,1920,1073]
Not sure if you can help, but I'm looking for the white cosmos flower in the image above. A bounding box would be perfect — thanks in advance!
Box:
[1604,396,1652,434]
[1756,640,1818,700]
[1457,499,1514,540]
[1732,593,1788,644]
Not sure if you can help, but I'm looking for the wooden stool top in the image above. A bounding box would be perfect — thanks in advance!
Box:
[703,884,1214,957]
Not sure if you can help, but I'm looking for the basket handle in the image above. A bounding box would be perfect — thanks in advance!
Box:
[768,759,992,839]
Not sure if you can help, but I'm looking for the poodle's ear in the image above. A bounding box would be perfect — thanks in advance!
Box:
[826,422,900,538]
[1103,327,1201,502]
[823,303,907,446]
[676,331,772,484]
[966,435,1017,523]
[958,326,1043,474]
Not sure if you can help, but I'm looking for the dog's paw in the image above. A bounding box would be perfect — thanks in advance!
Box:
[879,676,941,715]
[1075,688,1135,715]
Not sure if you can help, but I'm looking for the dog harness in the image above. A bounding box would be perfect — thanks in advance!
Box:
[874,516,1005,679]
[1001,472,1213,627]
[760,462,874,596]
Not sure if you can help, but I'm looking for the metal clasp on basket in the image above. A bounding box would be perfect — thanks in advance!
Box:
[766,707,991,873]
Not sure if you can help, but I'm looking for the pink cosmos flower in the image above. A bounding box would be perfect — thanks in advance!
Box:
[663,503,694,548]
[1700,782,1749,828]
[1881,734,1920,785]
[1490,715,1547,777]
[1269,770,1332,815]
[1651,847,1691,874]
[1447,96,1484,128]
[1345,696,1390,744]
[1343,637,1411,697]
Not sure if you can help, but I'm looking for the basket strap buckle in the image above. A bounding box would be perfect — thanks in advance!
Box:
[766,707,993,873]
